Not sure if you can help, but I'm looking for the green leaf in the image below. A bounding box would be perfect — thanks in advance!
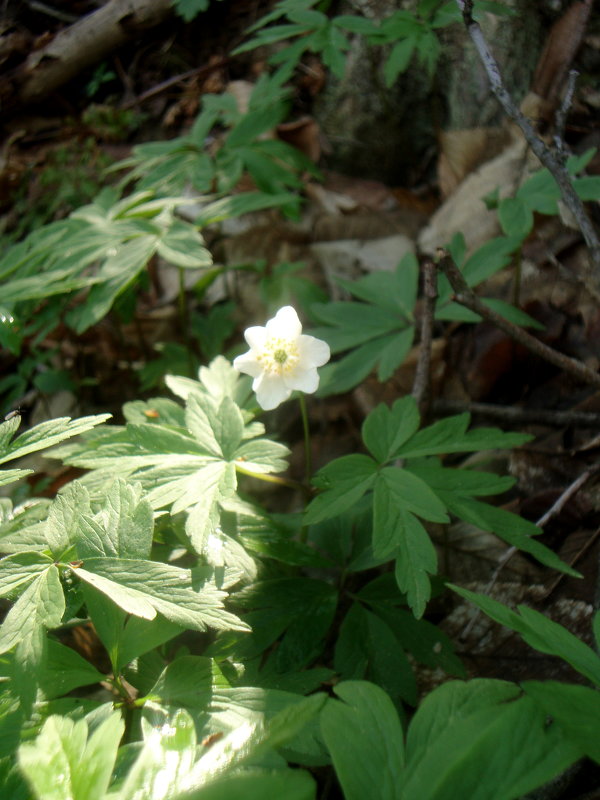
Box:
[370,605,465,677]
[402,687,579,800]
[481,298,545,330]
[0,566,64,657]
[73,559,247,632]
[321,681,405,800]
[573,174,600,201]
[317,335,396,396]
[224,578,337,671]
[377,467,449,523]
[311,302,400,352]
[68,237,157,333]
[335,604,417,706]
[461,235,517,287]
[18,712,124,800]
[405,678,519,764]
[156,220,212,268]
[442,496,579,575]
[498,196,533,238]
[45,482,91,558]
[37,639,105,698]
[148,655,227,709]
[406,463,514,497]
[449,585,600,685]
[1,414,110,466]
[362,397,421,463]
[396,414,529,458]
[305,454,378,524]
[523,681,600,763]
[0,552,54,598]
[177,769,317,800]
[384,38,416,86]
[109,706,195,799]
[393,511,437,619]
[376,326,415,381]
[173,0,209,22]
[91,478,154,559]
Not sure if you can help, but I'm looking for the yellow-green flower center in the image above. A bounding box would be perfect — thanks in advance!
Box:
[257,337,300,376]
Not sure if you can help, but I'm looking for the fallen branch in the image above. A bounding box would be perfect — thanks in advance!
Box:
[434,400,600,430]
[437,248,600,390]
[455,0,600,290]
[2,0,173,109]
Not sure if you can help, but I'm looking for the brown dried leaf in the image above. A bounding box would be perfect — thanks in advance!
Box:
[437,127,509,198]
[532,0,593,110]
[277,116,321,162]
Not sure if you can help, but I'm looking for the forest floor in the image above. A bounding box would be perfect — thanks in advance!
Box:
[2,1,600,794]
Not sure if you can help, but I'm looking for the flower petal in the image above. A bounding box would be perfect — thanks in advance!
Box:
[266,306,302,340]
[284,366,320,394]
[253,373,293,410]
[244,325,268,350]
[299,335,330,367]
[233,350,263,379]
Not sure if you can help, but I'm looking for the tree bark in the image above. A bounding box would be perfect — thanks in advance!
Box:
[2,0,174,109]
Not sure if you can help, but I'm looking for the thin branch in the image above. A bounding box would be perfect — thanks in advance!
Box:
[411,260,437,418]
[437,248,600,389]
[461,467,597,641]
[121,58,230,110]
[434,400,600,429]
[456,0,600,286]
[554,69,579,157]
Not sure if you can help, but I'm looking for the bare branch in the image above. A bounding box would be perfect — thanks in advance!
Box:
[455,0,600,287]
[437,248,600,389]
[411,260,438,418]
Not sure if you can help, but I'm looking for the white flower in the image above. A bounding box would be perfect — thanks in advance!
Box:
[233,306,330,410]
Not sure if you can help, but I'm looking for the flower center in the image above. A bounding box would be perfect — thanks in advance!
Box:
[258,337,300,376]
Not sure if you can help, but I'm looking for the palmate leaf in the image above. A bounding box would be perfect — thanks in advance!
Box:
[401,680,580,800]
[321,681,405,800]
[211,577,337,672]
[312,254,419,395]
[449,585,600,686]
[2,189,214,338]
[0,563,64,657]
[335,603,417,706]
[18,712,124,800]
[0,413,110,472]
[523,681,600,763]
[307,397,569,616]
[72,559,248,633]
[53,366,289,527]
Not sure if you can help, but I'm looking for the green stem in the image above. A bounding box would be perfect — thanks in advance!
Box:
[299,393,312,486]
[178,267,195,376]
[235,464,303,491]
[299,394,313,544]
[512,247,522,307]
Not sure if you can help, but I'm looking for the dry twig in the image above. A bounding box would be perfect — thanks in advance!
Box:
[437,248,600,389]
[434,400,600,430]
[455,0,600,292]
[411,260,437,418]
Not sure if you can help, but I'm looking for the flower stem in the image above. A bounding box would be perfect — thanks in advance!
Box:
[235,464,303,491]
[299,393,312,485]
[299,393,313,544]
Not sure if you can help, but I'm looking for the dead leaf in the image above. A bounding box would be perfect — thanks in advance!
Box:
[277,116,321,162]
[532,0,593,112]
[437,127,509,198]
